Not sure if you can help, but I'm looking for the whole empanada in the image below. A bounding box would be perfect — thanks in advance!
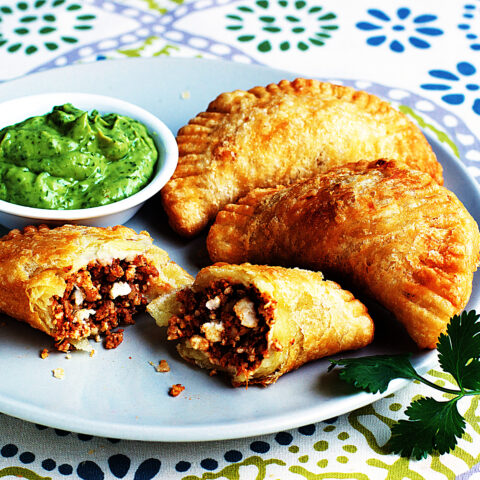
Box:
[148,263,374,386]
[0,224,193,351]
[162,78,442,237]
[207,160,479,349]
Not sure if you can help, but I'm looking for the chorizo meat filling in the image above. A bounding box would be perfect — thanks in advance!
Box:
[168,280,277,375]
[52,255,158,351]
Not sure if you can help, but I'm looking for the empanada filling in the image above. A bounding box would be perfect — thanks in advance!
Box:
[52,255,158,351]
[168,280,277,375]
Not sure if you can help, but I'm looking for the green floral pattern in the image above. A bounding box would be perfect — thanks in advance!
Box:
[0,0,95,55]
[226,0,338,52]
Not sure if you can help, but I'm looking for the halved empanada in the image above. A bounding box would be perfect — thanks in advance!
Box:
[0,224,193,350]
[162,78,442,237]
[207,160,479,349]
[148,263,374,386]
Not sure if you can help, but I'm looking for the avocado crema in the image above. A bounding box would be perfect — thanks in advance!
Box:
[0,103,158,209]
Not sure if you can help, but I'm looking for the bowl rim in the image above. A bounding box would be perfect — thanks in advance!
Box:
[0,92,178,221]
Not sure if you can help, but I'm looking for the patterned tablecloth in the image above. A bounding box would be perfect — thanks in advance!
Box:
[1,0,480,479]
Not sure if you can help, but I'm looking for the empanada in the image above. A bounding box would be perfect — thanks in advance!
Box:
[207,160,480,349]
[0,224,193,351]
[162,78,442,237]
[147,263,374,386]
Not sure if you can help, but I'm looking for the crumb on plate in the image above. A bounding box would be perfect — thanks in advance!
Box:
[149,360,170,372]
[168,384,185,397]
[157,360,170,372]
[52,367,65,379]
[40,348,49,359]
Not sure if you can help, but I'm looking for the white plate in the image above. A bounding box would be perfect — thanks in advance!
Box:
[0,58,478,442]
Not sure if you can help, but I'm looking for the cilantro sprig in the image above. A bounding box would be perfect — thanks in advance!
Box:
[329,310,480,460]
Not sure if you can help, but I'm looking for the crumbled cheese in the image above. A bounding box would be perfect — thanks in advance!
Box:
[201,321,224,343]
[89,349,95,357]
[180,90,190,99]
[73,286,85,306]
[233,298,258,328]
[205,296,221,310]
[71,338,93,352]
[189,335,209,351]
[52,368,65,379]
[74,309,96,323]
[110,282,132,299]
[65,354,72,360]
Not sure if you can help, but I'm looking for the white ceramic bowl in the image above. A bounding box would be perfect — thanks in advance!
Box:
[0,92,178,229]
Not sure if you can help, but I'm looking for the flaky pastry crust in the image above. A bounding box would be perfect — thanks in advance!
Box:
[162,78,441,237]
[0,224,193,348]
[148,263,374,386]
[207,160,479,349]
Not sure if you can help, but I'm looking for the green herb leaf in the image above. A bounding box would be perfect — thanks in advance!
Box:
[389,397,465,460]
[460,359,480,390]
[437,310,480,390]
[330,310,480,459]
[329,354,418,393]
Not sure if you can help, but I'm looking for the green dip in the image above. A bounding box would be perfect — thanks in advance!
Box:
[0,103,158,209]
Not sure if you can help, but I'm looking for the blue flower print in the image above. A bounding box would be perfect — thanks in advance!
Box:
[421,62,480,115]
[458,3,480,51]
[356,7,443,52]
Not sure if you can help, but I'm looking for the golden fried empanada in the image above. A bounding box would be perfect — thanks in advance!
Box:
[147,263,374,386]
[207,160,479,349]
[0,224,193,351]
[162,78,442,237]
